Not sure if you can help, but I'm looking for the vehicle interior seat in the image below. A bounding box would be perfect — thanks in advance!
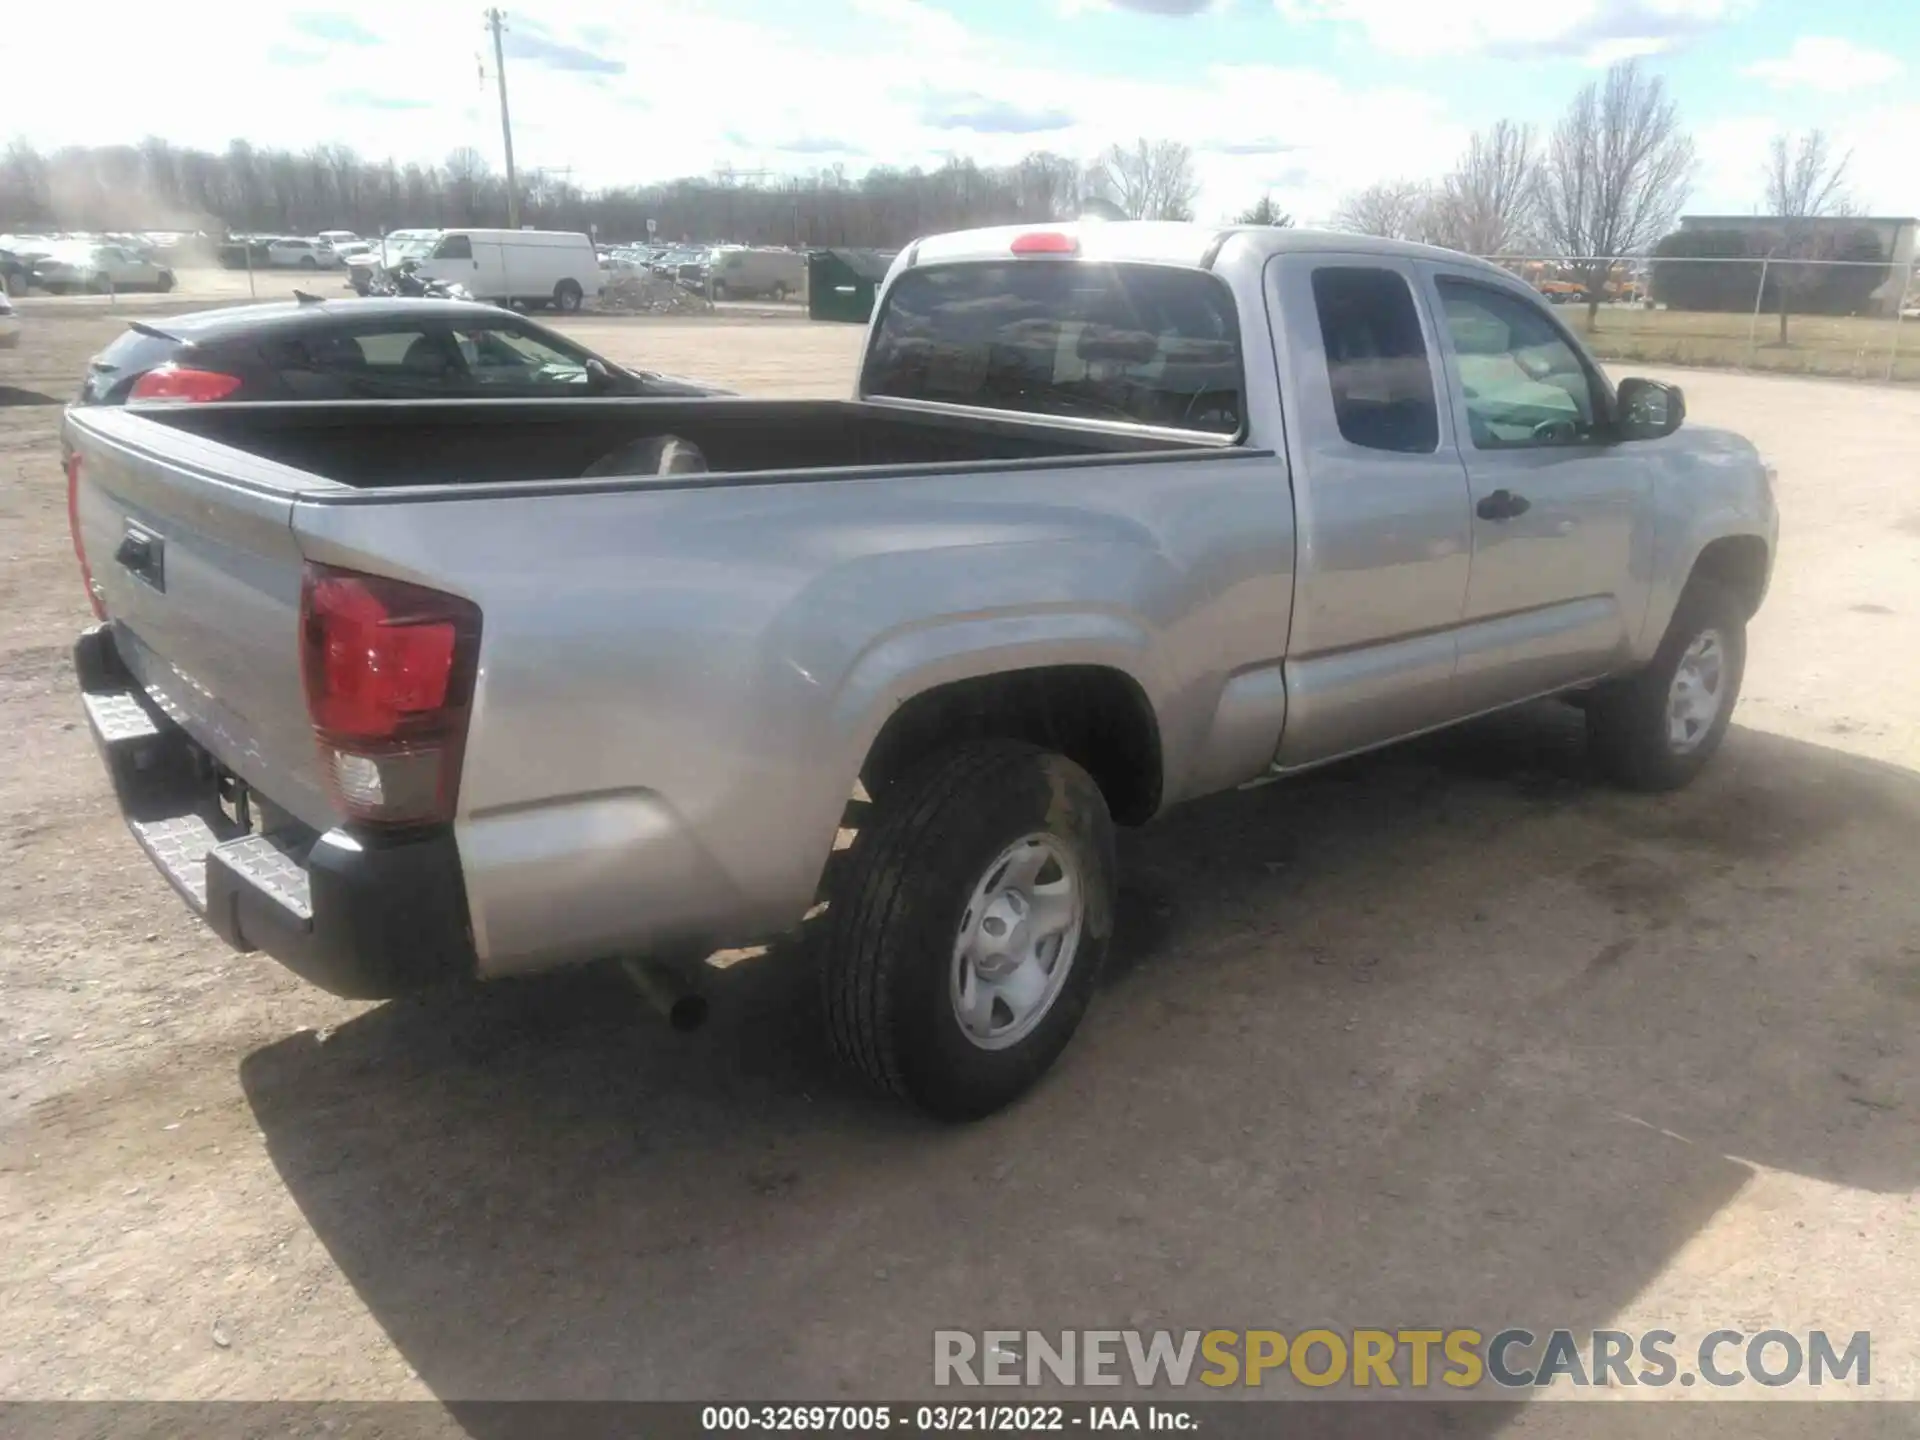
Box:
[399,334,457,379]
[580,434,710,478]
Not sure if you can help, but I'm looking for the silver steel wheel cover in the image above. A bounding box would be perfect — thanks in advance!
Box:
[1667,628,1726,754]
[950,833,1085,1051]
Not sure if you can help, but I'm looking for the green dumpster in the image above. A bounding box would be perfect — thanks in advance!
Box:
[807,248,897,324]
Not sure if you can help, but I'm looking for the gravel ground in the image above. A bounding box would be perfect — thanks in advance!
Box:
[1,307,1916,1417]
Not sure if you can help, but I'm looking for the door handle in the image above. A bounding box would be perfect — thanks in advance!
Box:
[1476,489,1531,522]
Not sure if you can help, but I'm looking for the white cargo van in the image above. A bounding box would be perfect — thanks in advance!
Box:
[412,228,602,311]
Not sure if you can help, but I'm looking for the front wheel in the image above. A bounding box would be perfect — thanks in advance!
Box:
[1587,580,1747,791]
[299,255,318,270]
[820,741,1115,1121]
[155,270,174,293]
[553,279,583,313]
[770,282,789,302]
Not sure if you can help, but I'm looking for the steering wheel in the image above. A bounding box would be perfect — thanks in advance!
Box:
[1180,387,1238,434]
[1532,417,1579,444]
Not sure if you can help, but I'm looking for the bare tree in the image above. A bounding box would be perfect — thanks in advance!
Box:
[1089,139,1198,221]
[1428,120,1540,255]
[1012,151,1084,221]
[1539,59,1695,326]
[1762,129,1855,344]
[1331,179,1433,241]
[1235,194,1293,227]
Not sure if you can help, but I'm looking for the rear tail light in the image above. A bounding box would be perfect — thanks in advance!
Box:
[128,365,243,403]
[299,563,482,827]
[65,451,106,619]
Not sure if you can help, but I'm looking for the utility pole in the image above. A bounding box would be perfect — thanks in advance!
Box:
[485,7,520,229]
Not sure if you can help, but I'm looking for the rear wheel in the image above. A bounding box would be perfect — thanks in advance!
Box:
[553,279,584,313]
[820,741,1115,1121]
[710,280,728,300]
[299,255,318,271]
[770,282,789,302]
[155,270,174,293]
[1587,580,1746,791]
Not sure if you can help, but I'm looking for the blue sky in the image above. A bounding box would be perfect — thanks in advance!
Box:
[6,0,1916,226]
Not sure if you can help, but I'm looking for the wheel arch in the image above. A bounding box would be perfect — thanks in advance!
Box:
[859,663,1165,827]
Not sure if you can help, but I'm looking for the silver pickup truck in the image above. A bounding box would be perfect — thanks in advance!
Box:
[64,222,1777,1119]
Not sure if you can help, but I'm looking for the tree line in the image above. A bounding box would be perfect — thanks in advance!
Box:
[0,135,1245,253]
[1329,59,1872,335]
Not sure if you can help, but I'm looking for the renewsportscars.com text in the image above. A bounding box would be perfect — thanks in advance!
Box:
[933,1328,1871,1391]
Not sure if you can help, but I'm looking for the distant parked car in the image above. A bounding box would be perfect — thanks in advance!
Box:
[70,297,725,405]
[265,238,341,270]
[32,243,175,295]
[317,230,361,249]
[0,290,19,349]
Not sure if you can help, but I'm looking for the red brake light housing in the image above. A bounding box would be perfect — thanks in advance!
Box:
[129,365,243,403]
[65,451,106,619]
[1011,231,1079,256]
[299,563,482,827]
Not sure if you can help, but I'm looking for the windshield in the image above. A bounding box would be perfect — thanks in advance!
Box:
[863,260,1245,436]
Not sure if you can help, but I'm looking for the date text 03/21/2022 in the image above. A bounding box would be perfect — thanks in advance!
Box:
[700,1404,1192,1431]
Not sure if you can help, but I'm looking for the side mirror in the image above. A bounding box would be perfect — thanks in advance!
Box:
[1616,377,1684,441]
[584,358,613,393]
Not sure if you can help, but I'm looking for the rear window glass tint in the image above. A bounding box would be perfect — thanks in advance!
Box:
[1310,267,1438,454]
[864,261,1244,435]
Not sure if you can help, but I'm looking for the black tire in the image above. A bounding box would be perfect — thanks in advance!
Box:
[299,255,318,271]
[710,280,728,301]
[770,282,789,302]
[553,280,584,313]
[1586,580,1746,791]
[155,270,174,293]
[820,741,1116,1121]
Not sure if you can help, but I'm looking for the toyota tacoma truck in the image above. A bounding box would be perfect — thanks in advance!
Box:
[63,223,1777,1120]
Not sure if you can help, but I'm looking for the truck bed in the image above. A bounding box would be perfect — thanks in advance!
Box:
[129,397,1213,492]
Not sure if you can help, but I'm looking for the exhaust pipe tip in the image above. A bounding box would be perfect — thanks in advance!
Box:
[622,957,709,1033]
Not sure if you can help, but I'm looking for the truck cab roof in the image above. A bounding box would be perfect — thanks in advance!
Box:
[905,220,1518,282]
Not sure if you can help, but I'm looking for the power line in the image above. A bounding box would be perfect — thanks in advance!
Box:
[484,8,520,229]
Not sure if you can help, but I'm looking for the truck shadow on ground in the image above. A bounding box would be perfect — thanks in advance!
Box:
[240,703,1919,1426]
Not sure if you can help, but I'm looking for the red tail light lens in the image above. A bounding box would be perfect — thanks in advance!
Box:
[299,563,482,827]
[65,451,106,619]
[1011,231,1079,255]
[128,365,243,403]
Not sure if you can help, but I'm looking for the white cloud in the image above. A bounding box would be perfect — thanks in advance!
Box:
[1277,0,1745,62]
[1742,37,1904,93]
[0,0,1461,224]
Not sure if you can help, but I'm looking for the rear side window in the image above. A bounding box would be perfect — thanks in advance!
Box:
[433,234,473,260]
[1310,267,1438,455]
[272,328,459,398]
[864,261,1244,435]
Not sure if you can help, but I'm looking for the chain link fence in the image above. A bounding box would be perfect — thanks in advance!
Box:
[1474,253,1920,384]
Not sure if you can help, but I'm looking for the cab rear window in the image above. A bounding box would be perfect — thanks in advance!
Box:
[863,261,1244,436]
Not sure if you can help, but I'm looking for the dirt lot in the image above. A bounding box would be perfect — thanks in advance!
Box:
[2,307,1918,1414]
